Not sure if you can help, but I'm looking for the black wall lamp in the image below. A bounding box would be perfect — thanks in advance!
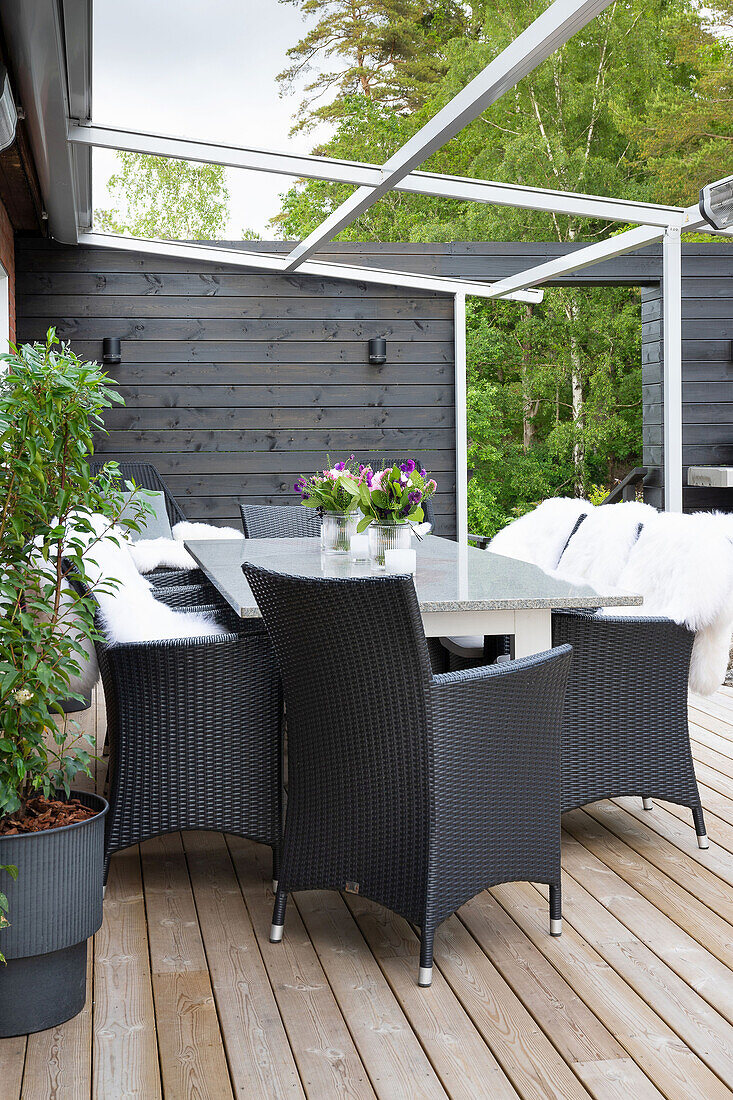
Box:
[102,337,122,365]
[368,336,387,365]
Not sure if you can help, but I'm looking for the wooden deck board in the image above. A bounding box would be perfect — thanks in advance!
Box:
[5,686,733,1098]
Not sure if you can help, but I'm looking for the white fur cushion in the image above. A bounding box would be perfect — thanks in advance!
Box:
[611,511,733,695]
[172,521,244,542]
[74,514,152,598]
[96,588,226,645]
[129,538,196,573]
[488,497,591,573]
[556,500,658,590]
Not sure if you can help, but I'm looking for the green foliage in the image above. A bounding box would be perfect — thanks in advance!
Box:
[274,0,732,535]
[95,152,230,240]
[354,461,436,530]
[277,0,465,130]
[0,331,148,818]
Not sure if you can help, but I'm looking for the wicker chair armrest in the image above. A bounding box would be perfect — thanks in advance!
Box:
[552,608,694,716]
[148,566,207,588]
[431,644,569,692]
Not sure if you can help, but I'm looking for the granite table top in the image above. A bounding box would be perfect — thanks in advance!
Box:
[184,535,643,619]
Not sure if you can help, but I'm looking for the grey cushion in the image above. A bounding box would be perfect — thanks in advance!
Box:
[121,485,173,541]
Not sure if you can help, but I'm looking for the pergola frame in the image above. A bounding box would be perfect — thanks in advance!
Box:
[6,0,733,542]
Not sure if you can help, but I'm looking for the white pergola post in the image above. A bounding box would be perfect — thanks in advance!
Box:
[454,292,468,545]
[663,226,683,512]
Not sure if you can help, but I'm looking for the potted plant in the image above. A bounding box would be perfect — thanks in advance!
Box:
[357,461,437,566]
[0,330,147,1036]
[294,456,364,554]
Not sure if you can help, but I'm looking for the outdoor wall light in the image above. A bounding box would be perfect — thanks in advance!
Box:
[699,174,733,231]
[102,337,122,365]
[368,337,387,365]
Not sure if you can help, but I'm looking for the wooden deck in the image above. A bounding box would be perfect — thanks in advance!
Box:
[4,689,733,1099]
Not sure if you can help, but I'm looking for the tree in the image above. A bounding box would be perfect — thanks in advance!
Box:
[274,0,732,531]
[95,153,230,240]
[277,0,465,130]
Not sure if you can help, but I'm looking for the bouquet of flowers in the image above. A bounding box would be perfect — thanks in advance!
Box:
[294,456,363,514]
[356,461,437,532]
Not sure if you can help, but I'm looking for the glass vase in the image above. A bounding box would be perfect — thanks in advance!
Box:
[320,512,358,556]
[368,522,411,568]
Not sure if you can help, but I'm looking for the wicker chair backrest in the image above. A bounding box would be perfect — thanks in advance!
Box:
[240,503,320,539]
[88,459,186,526]
[242,564,434,910]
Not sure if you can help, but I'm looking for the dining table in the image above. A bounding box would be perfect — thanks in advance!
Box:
[184,534,643,658]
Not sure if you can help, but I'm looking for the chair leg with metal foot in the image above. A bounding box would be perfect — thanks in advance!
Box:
[270,889,288,943]
[692,805,709,850]
[549,882,562,936]
[271,846,281,894]
[642,797,653,811]
[418,928,435,987]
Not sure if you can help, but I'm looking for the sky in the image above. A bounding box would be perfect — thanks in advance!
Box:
[92,0,329,238]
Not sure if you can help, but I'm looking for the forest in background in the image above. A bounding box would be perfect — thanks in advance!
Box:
[96,0,733,535]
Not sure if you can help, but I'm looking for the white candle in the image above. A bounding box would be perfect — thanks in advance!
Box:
[351,533,370,560]
[385,548,417,575]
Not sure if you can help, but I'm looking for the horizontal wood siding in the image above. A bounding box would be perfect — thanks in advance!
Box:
[639,248,733,511]
[16,240,457,533]
[15,239,733,519]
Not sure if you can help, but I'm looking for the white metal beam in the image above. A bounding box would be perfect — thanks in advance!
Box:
[77,231,544,303]
[662,227,683,511]
[481,225,666,297]
[454,293,468,546]
[68,122,682,229]
[282,0,615,271]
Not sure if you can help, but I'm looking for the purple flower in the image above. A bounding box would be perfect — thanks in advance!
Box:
[408,490,422,504]
[334,461,346,471]
[420,468,427,479]
[405,459,416,473]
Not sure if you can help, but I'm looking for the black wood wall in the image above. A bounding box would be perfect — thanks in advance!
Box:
[641,250,733,512]
[16,239,733,521]
[16,240,457,534]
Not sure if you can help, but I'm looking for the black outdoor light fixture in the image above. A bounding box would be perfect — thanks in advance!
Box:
[102,337,122,365]
[699,174,733,231]
[368,336,387,365]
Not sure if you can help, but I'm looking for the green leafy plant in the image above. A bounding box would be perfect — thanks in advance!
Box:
[0,330,148,821]
[294,456,363,514]
[356,461,436,531]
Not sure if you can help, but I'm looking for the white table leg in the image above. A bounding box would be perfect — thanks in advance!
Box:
[513,609,553,658]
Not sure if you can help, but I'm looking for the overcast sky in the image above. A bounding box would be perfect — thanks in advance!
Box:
[92,0,328,238]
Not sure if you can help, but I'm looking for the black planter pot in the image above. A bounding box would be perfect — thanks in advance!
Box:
[0,790,108,1037]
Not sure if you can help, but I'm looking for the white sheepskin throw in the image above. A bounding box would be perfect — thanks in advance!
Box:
[613,511,733,695]
[74,514,152,598]
[172,521,244,542]
[128,537,196,573]
[488,497,591,573]
[556,500,659,590]
[97,588,226,645]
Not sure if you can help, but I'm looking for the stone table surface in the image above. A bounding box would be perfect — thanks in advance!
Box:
[184,535,643,619]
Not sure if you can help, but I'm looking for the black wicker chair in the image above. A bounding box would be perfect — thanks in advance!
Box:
[240,503,321,539]
[88,458,213,588]
[72,573,284,882]
[242,563,571,986]
[553,609,708,847]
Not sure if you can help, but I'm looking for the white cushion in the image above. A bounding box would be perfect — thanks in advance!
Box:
[489,497,591,573]
[129,537,196,573]
[173,521,244,542]
[440,635,484,659]
[555,500,658,589]
[72,512,152,598]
